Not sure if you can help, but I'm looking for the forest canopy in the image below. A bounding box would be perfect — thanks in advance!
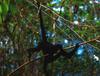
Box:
[0,0,100,76]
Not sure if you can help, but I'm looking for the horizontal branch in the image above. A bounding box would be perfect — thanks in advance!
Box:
[65,36,100,50]
[26,0,100,51]
[7,54,48,76]
[7,36,100,76]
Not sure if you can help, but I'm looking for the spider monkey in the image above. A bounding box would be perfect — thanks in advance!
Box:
[27,2,80,76]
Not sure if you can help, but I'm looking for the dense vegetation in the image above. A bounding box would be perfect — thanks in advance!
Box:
[0,0,100,76]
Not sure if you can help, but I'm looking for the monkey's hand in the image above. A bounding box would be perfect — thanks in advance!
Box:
[67,43,80,58]
[75,43,80,49]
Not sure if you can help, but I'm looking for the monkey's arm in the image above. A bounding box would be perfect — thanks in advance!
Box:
[61,43,80,59]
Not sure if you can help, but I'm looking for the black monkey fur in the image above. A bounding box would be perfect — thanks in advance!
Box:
[27,2,80,76]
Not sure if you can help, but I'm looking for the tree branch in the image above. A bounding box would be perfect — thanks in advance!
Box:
[65,36,100,50]
[7,54,49,76]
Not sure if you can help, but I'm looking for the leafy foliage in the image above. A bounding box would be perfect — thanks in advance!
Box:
[0,0,100,76]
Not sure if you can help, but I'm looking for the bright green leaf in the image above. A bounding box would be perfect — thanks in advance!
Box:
[2,2,9,16]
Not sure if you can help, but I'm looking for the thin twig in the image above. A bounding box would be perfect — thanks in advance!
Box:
[7,54,48,76]
[26,0,100,51]
[6,1,100,76]
[7,36,100,76]
[80,36,100,45]
[65,36,100,50]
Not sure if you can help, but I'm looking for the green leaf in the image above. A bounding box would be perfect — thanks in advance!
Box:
[96,20,100,26]
[3,0,10,4]
[10,4,17,15]
[2,2,9,16]
[0,5,2,14]
[16,0,23,3]
[0,15,2,24]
